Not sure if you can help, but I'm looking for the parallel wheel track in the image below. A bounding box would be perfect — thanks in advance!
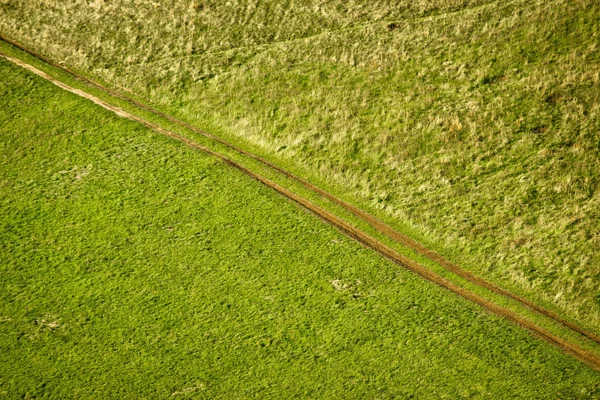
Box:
[1,38,599,370]
[1,34,597,346]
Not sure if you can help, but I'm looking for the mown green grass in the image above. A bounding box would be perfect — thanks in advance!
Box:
[1,0,598,330]
[1,57,599,398]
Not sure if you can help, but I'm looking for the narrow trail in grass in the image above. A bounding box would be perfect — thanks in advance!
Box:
[1,34,597,347]
[2,49,600,371]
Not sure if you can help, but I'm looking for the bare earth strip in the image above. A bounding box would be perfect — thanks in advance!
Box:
[2,50,599,371]
[1,34,597,347]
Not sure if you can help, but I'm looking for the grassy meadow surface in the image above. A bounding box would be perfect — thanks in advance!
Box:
[1,57,600,397]
[1,0,598,331]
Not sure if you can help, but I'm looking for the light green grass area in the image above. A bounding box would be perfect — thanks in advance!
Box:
[1,58,599,398]
[1,0,598,330]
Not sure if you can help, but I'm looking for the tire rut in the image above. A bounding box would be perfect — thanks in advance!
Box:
[2,43,600,370]
[2,33,596,347]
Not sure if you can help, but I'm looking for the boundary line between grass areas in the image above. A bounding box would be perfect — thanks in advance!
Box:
[1,34,597,347]
[2,51,599,371]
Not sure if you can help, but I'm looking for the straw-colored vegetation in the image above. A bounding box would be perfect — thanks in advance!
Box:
[1,0,599,331]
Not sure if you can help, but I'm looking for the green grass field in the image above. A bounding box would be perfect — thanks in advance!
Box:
[1,55,599,398]
[1,0,598,332]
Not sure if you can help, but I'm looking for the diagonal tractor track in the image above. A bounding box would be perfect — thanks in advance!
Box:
[2,34,597,347]
[1,43,600,370]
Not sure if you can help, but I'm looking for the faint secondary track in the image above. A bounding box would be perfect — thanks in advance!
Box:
[2,50,600,371]
[1,34,597,347]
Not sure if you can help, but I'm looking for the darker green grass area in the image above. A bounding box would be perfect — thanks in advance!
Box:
[1,59,599,398]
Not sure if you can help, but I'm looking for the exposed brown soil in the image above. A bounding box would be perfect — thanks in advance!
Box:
[2,44,599,370]
[3,33,597,347]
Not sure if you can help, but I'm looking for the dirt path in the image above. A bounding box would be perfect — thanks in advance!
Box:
[2,47,600,370]
[2,34,596,347]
